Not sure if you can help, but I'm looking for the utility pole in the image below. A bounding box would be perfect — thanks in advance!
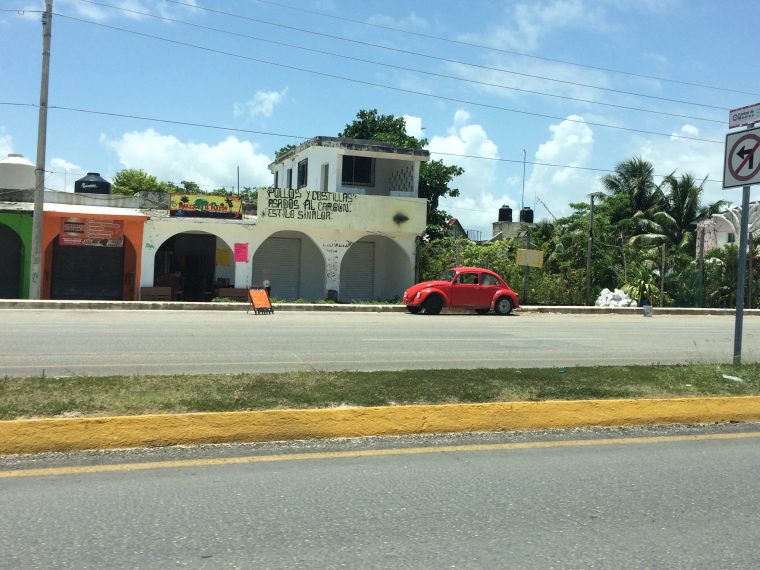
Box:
[619,229,627,283]
[660,243,665,307]
[29,0,53,299]
[698,225,705,307]
[585,194,594,305]
[522,227,530,304]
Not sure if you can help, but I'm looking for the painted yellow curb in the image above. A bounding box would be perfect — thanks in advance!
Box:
[2,396,760,455]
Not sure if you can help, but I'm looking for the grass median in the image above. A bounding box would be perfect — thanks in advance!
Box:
[1,364,760,420]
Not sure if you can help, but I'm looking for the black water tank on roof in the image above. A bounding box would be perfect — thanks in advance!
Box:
[498,205,512,222]
[75,172,111,194]
[519,206,534,224]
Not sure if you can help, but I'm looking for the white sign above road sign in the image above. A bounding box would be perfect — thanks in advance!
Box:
[729,103,760,129]
[724,126,760,188]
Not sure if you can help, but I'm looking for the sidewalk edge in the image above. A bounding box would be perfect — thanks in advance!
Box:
[2,397,760,455]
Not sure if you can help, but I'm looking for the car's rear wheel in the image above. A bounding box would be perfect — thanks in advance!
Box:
[494,296,513,315]
[424,295,444,315]
[475,308,490,315]
[407,306,422,314]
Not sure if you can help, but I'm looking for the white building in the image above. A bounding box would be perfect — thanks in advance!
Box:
[258,137,429,301]
[697,201,760,257]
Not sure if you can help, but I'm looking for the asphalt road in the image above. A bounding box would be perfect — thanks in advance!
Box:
[2,424,759,569]
[1,309,758,376]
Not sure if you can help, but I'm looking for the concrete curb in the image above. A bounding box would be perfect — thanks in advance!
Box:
[1,299,758,316]
[3,397,760,455]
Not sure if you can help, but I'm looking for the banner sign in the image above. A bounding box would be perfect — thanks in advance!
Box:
[257,188,426,233]
[516,248,544,268]
[169,194,242,219]
[60,217,124,247]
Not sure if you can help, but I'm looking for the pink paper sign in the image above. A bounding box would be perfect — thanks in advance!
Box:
[234,243,248,263]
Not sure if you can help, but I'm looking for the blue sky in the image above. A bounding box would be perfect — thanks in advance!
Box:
[1,0,758,238]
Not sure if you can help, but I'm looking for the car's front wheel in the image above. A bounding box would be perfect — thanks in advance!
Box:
[424,295,444,315]
[407,306,422,314]
[494,296,513,315]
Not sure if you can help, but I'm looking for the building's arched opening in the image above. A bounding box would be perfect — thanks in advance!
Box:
[340,236,411,302]
[0,223,23,299]
[50,235,136,300]
[154,232,233,301]
[252,231,325,301]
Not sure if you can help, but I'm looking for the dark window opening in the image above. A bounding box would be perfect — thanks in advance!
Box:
[273,171,279,189]
[297,159,308,188]
[342,156,375,186]
[286,168,292,189]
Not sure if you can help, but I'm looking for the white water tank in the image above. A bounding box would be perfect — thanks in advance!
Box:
[0,154,35,190]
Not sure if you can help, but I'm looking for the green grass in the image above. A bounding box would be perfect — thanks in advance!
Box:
[1,364,759,420]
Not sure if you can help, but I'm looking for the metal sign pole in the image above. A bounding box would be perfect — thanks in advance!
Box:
[732,120,756,366]
[733,183,751,365]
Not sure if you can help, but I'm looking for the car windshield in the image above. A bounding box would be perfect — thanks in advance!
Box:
[438,269,457,282]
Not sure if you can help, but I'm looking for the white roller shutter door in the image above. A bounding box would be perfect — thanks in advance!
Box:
[252,237,301,300]
[340,241,375,302]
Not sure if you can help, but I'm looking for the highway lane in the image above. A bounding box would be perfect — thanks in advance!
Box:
[2,425,760,569]
[1,309,758,376]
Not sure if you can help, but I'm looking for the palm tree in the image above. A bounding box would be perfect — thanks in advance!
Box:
[601,156,663,221]
[630,174,728,255]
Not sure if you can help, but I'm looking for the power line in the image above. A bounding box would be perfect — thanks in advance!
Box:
[245,0,760,98]
[76,0,723,125]
[139,0,730,112]
[49,13,725,144]
[0,100,725,184]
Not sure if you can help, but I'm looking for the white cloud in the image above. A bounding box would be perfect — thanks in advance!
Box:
[427,111,504,238]
[102,129,273,189]
[638,124,726,206]
[461,0,612,52]
[234,88,288,119]
[55,0,198,22]
[0,128,13,156]
[367,11,428,30]
[403,115,424,139]
[47,158,84,192]
[525,115,597,219]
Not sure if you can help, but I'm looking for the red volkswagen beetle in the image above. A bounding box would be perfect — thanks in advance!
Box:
[403,267,520,315]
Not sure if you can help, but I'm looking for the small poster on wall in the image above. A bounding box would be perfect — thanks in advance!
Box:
[234,243,248,263]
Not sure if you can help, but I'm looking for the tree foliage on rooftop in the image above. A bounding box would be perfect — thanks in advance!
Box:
[338,109,462,231]
[274,144,297,160]
[112,168,174,196]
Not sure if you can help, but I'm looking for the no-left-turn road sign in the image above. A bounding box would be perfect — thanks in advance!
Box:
[724,126,760,188]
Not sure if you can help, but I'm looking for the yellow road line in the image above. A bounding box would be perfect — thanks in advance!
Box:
[3,431,759,479]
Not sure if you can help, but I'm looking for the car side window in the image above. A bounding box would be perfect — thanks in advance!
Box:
[457,273,479,285]
[481,274,499,286]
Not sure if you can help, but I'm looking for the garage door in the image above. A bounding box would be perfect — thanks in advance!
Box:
[51,238,124,300]
[340,241,375,302]
[252,237,301,300]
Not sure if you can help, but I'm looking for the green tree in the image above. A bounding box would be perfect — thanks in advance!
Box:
[338,109,462,231]
[630,173,728,255]
[601,156,663,232]
[275,144,297,160]
[112,168,173,196]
